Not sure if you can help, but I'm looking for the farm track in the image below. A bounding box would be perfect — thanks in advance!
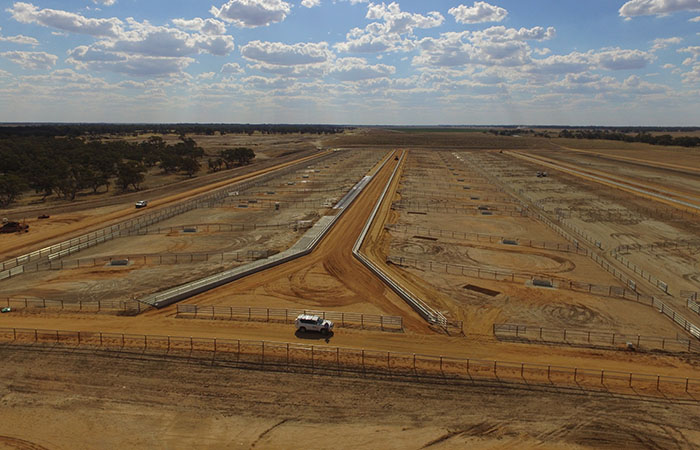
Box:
[509,151,700,213]
[0,150,325,261]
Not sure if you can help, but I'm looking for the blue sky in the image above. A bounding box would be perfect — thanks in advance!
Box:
[0,0,699,125]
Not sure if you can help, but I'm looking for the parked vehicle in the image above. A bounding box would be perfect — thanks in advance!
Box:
[1,307,11,313]
[135,200,148,208]
[295,314,334,334]
[0,221,28,233]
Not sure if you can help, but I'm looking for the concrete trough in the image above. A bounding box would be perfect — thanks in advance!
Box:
[108,259,130,266]
[532,279,554,288]
[502,239,518,245]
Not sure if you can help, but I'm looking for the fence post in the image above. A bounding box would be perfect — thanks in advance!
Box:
[311,345,314,369]
[190,336,193,351]
[362,349,365,371]
[13,328,16,340]
[261,341,265,366]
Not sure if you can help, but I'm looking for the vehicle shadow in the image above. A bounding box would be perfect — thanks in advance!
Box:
[295,330,334,343]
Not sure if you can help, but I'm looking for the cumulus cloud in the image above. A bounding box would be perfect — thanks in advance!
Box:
[10,4,235,76]
[330,57,395,80]
[210,0,291,28]
[366,2,444,34]
[93,0,116,5]
[413,26,555,68]
[67,46,194,76]
[651,36,682,50]
[221,62,244,74]
[0,26,39,45]
[0,50,57,69]
[301,0,321,7]
[241,40,332,65]
[619,0,700,18]
[594,47,655,70]
[449,2,508,24]
[8,2,123,38]
[172,18,227,35]
[335,2,443,54]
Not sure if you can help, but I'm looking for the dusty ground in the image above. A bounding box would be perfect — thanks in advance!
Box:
[2,345,700,450]
[1,131,700,448]
[1,150,384,304]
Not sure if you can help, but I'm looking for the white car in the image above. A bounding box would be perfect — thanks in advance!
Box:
[135,200,148,208]
[295,314,334,334]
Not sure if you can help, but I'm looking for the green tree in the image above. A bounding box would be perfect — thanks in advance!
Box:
[116,161,146,191]
[181,156,201,178]
[0,174,27,207]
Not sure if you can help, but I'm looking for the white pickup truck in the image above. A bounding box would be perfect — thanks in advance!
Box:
[295,314,334,334]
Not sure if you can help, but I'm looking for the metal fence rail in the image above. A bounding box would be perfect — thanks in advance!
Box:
[176,304,403,331]
[458,153,700,340]
[387,224,589,255]
[1,297,145,313]
[494,323,700,353]
[1,326,698,398]
[387,255,646,302]
[22,250,275,273]
[0,152,340,279]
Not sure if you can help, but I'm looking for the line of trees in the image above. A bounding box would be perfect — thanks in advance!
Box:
[558,129,700,147]
[0,124,349,138]
[0,135,217,207]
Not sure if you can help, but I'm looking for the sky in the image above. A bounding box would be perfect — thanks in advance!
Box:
[0,0,699,125]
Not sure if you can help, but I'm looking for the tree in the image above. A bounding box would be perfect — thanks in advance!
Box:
[221,147,255,168]
[181,156,201,178]
[0,174,27,207]
[116,161,146,191]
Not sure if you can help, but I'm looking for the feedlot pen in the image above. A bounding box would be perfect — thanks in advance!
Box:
[1,149,388,304]
[385,149,690,338]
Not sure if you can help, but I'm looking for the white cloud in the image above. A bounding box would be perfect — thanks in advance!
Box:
[67,46,194,77]
[691,15,700,20]
[221,62,244,74]
[413,26,555,68]
[0,50,57,70]
[594,47,655,70]
[449,2,508,24]
[241,40,332,65]
[301,0,321,7]
[619,0,700,18]
[0,31,39,46]
[210,0,291,28]
[681,63,700,83]
[8,2,124,38]
[366,2,444,34]
[335,2,443,54]
[651,36,682,50]
[93,0,116,5]
[330,57,395,80]
[172,18,227,35]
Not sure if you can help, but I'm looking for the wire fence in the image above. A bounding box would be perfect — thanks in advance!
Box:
[21,250,276,273]
[392,203,528,217]
[176,304,403,331]
[387,224,588,255]
[0,152,342,278]
[387,255,645,301]
[1,326,698,399]
[493,323,700,354]
[137,222,295,235]
[1,297,146,314]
